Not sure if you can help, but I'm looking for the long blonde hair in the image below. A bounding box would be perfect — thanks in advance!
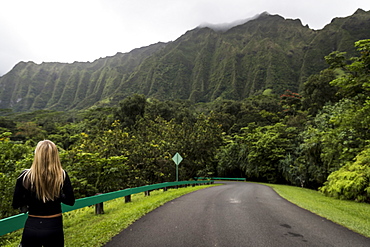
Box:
[24,140,64,202]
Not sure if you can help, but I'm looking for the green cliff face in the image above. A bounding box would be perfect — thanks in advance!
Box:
[1,10,369,112]
[0,43,167,111]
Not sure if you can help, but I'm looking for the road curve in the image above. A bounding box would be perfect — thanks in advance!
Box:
[104,182,370,247]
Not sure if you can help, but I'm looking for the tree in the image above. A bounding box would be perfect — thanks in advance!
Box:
[0,132,32,218]
[216,135,247,178]
[179,113,224,178]
[217,122,298,183]
[0,117,16,133]
[297,39,370,191]
[280,90,302,116]
[63,121,131,196]
[301,69,339,116]
[114,94,146,128]
[13,122,47,143]
[298,99,366,188]
[328,39,370,101]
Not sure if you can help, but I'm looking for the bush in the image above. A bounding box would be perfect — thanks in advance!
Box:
[320,146,370,202]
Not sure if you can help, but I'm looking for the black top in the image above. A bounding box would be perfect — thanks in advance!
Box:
[12,170,75,215]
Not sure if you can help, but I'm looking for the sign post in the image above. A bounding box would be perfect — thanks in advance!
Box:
[172,152,183,182]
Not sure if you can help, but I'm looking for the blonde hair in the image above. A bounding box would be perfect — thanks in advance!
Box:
[24,140,64,202]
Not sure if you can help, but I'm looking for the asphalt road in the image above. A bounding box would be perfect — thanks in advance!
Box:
[104,182,370,247]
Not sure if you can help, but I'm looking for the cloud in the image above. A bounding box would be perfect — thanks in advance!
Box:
[198,12,266,32]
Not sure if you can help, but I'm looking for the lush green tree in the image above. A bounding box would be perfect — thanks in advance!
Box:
[298,99,366,188]
[216,135,247,178]
[246,123,298,183]
[217,123,298,183]
[280,90,302,116]
[47,123,81,150]
[114,94,146,128]
[210,100,239,133]
[240,95,282,127]
[0,132,32,218]
[128,117,178,184]
[297,39,370,190]
[328,39,370,101]
[13,122,47,143]
[63,121,131,196]
[145,98,196,123]
[0,117,16,133]
[77,107,114,133]
[324,51,347,69]
[129,113,223,182]
[301,69,339,116]
[62,151,129,198]
[179,113,224,178]
[295,125,327,188]
[211,95,282,134]
[145,98,174,121]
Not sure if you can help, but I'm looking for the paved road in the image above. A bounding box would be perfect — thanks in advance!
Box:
[104,182,370,247]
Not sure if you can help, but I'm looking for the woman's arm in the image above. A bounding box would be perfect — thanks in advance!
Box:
[61,171,75,206]
[12,173,28,210]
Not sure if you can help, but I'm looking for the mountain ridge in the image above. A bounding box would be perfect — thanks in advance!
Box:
[197,12,269,32]
[1,10,369,112]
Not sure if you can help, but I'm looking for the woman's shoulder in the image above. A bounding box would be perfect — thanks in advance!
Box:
[17,169,31,189]
[17,169,30,179]
[62,169,71,179]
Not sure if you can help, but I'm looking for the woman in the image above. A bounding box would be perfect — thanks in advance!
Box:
[12,140,75,247]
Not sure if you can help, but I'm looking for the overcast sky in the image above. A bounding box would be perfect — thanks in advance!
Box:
[1,0,369,76]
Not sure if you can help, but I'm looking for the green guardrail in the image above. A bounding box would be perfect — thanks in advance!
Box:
[0,180,213,236]
[195,177,246,181]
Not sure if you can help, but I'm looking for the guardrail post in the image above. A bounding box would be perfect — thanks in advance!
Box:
[145,190,150,196]
[95,194,104,214]
[125,195,131,203]
[163,187,167,192]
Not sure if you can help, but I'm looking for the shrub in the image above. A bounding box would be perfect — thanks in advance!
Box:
[320,146,370,202]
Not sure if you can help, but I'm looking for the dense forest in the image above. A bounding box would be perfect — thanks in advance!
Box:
[1,39,369,222]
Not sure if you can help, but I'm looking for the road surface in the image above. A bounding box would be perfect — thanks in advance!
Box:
[104,182,370,247]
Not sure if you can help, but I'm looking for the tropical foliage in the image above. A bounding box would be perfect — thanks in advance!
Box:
[1,39,370,223]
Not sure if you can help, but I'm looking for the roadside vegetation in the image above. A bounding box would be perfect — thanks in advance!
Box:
[1,39,369,244]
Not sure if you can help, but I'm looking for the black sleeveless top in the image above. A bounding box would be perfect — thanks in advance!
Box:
[12,170,75,215]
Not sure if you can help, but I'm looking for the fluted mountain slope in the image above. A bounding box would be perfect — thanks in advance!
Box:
[0,9,369,112]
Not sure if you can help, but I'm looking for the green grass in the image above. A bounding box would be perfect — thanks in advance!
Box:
[1,184,218,247]
[2,182,369,246]
[264,183,370,238]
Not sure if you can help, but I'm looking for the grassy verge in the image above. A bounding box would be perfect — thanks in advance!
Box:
[2,182,369,246]
[265,183,370,238]
[1,184,218,247]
